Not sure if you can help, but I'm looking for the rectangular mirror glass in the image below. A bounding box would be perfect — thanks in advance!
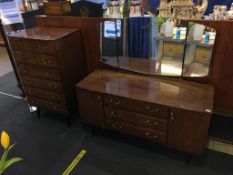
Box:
[100,19,120,68]
[101,17,188,77]
[182,22,216,77]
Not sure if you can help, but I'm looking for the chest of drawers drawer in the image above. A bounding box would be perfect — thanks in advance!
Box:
[104,95,168,119]
[24,86,66,104]
[13,52,59,68]
[9,38,32,51]
[106,119,167,145]
[28,97,68,114]
[18,64,61,81]
[105,107,167,132]
[9,37,57,54]
[21,75,64,93]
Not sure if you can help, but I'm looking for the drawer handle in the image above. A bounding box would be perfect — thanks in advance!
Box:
[22,68,27,73]
[48,83,57,89]
[54,106,61,111]
[110,99,121,105]
[45,72,54,78]
[111,112,122,118]
[41,58,52,64]
[145,132,158,139]
[145,120,159,126]
[145,106,159,112]
[28,90,35,95]
[112,123,122,129]
[38,44,48,50]
[171,112,175,120]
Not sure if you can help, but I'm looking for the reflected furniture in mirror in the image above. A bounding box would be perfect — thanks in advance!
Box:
[100,17,216,78]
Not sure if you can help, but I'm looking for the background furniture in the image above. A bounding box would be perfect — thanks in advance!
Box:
[8,27,86,124]
[76,69,214,155]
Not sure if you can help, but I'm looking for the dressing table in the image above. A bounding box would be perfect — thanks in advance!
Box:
[76,18,215,155]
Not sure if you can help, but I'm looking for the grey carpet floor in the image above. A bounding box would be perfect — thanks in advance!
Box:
[0,73,232,175]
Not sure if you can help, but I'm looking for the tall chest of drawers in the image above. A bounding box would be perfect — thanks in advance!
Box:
[8,27,86,123]
[76,69,214,155]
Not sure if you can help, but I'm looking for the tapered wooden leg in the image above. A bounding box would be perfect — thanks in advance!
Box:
[67,114,71,127]
[185,153,192,165]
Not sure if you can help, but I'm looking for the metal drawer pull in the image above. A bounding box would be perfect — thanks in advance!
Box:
[28,90,35,95]
[171,112,175,120]
[97,96,102,100]
[111,112,122,118]
[48,83,57,89]
[145,132,158,139]
[38,44,48,50]
[41,59,52,64]
[145,106,159,112]
[112,123,122,129]
[45,72,54,77]
[110,99,121,105]
[54,106,61,111]
[145,120,159,126]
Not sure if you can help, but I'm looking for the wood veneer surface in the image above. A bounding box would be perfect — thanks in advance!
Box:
[10,27,78,40]
[77,69,214,113]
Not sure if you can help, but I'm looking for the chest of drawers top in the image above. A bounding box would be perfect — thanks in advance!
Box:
[8,27,78,41]
[77,69,214,114]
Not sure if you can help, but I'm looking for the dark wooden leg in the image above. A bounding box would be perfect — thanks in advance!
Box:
[67,114,71,127]
[91,127,97,136]
[37,107,40,118]
[185,153,193,165]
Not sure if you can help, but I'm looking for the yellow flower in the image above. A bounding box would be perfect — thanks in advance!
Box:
[1,131,10,149]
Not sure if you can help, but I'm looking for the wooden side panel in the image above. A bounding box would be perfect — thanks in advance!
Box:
[167,108,211,155]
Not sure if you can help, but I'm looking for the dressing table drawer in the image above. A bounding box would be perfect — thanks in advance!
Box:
[28,97,68,114]
[105,107,168,132]
[106,119,167,145]
[24,86,66,104]
[21,75,64,93]
[13,52,59,68]
[18,64,61,81]
[104,95,168,118]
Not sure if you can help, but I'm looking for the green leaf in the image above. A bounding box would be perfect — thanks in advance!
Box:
[3,157,23,171]
[0,144,15,162]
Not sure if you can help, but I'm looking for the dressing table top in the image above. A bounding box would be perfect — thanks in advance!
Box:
[77,69,214,113]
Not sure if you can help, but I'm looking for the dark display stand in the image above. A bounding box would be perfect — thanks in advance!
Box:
[71,0,103,17]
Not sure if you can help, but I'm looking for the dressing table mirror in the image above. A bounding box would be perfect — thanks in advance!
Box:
[100,17,216,78]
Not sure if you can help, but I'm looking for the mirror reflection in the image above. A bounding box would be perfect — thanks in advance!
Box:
[100,18,216,78]
[182,22,216,77]
[100,19,119,67]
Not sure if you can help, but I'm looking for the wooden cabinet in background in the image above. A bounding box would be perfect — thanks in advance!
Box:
[76,69,214,155]
[8,27,86,124]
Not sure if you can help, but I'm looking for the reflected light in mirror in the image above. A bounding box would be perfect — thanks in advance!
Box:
[161,63,182,76]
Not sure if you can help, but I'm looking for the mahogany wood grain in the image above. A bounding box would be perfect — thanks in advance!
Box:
[36,15,108,73]
[77,69,214,113]
[167,108,211,155]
